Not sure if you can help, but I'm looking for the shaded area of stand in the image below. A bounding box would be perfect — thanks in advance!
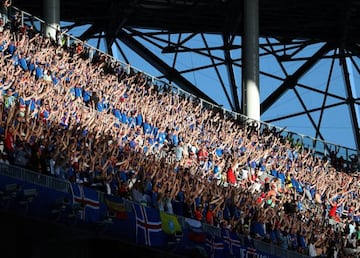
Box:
[0,211,190,258]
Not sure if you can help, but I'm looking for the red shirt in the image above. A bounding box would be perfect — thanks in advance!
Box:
[329,204,337,218]
[206,210,214,225]
[227,167,236,185]
[4,131,14,152]
[195,208,203,221]
[198,148,208,161]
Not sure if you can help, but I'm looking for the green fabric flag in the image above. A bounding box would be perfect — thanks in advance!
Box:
[160,211,182,235]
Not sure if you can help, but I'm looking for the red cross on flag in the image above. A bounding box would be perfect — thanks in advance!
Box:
[132,202,165,247]
[71,183,100,222]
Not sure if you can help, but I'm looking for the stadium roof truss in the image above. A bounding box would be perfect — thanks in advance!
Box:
[15,0,360,152]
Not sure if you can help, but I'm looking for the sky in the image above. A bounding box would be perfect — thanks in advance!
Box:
[112,34,359,149]
[54,22,360,156]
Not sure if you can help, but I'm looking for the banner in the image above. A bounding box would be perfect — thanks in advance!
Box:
[222,228,242,257]
[185,217,206,243]
[239,247,277,258]
[71,183,100,222]
[132,202,165,247]
[160,211,182,235]
[205,234,225,258]
[104,195,128,219]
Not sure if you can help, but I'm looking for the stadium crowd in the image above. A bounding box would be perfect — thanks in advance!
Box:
[1,7,360,258]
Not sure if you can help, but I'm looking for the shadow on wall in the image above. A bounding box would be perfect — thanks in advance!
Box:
[0,211,188,258]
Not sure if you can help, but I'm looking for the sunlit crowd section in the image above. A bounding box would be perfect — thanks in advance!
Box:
[1,6,360,258]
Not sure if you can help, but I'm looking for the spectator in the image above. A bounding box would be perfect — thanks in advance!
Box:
[0,0,11,26]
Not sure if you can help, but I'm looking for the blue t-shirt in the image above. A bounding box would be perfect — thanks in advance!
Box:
[69,88,76,98]
[128,116,135,127]
[143,122,151,134]
[136,114,143,126]
[215,148,223,157]
[129,139,136,149]
[83,90,91,102]
[118,170,128,182]
[35,66,44,79]
[157,131,166,144]
[172,134,179,146]
[278,172,285,184]
[121,113,128,124]
[12,54,19,66]
[25,99,37,112]
[113,109,121,120]
[42,110,50,119]
[19,58,28,71]
[97,101,104,112]
[52,76,59,85]
[152,126,158,137]
[74,87,82,98]
[291,178,303,193]
[19,97,25,106]
[176,191,185,202]
[8,43,16,55]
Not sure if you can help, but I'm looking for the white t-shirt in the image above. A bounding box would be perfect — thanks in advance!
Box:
[241,169,249,180]
[308,243,317,257]
[348,223,356,238]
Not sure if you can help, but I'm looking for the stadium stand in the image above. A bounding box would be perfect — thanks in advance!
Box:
[1,5,360,258]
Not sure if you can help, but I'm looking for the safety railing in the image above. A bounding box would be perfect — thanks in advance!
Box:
[7,6,360,171]
[250,237,309,258]
[0,163,71,193]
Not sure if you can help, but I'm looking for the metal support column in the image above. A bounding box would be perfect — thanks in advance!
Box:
[43,0,60,40]
[242,0,260,122]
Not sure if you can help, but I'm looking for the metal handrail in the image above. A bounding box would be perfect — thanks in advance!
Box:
[0,163,71,193]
